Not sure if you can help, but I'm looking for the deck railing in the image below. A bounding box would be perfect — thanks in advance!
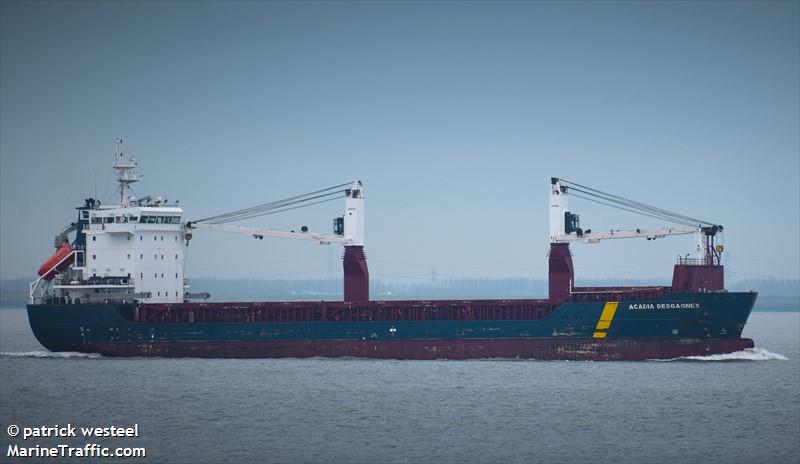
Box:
[676,257,719,266]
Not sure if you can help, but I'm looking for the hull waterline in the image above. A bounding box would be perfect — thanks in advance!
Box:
[38,337,755,361]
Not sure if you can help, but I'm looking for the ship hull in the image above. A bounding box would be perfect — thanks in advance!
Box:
[26,292,757,360]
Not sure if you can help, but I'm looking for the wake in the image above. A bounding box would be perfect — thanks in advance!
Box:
[658,347,788,362]
[0,350,102,359]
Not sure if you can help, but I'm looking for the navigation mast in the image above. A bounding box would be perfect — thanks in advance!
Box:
[112,138,142,206]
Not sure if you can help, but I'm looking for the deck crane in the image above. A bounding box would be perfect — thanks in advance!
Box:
[549,177,723,260]
[186,181,369,303]
[547,177,726,303]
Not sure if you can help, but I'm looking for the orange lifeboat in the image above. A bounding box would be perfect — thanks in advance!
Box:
[37,244,74,281]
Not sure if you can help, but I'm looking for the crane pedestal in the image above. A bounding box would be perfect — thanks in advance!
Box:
[343,246,369,304]
[548,243,574,305]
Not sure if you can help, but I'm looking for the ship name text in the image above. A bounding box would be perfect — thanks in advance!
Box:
[627,303,700,310]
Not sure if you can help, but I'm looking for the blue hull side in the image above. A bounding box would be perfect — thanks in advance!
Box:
[26,292,757,360]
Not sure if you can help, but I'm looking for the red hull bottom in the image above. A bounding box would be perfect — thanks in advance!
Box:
[72,338,755,361]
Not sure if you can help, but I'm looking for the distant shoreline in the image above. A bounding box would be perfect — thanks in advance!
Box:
[4,276,797,310]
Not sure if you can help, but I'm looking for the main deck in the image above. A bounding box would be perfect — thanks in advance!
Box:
[127,286,669,324]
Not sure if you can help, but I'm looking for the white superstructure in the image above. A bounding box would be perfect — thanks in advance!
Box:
[75,205,186,303]
[30,144,187,304]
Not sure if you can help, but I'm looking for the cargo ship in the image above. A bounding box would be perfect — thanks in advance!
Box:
[26,143,756,360]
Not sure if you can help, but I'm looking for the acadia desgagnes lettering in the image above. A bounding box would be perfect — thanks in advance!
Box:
[628,303,701,310]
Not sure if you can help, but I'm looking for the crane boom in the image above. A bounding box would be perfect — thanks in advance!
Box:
[549,177,725,264]
[186,180,365,247]
[189,222,351,245]
[552,226,697,244]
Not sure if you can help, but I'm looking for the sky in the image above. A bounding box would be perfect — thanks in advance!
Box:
[1,1,798,285]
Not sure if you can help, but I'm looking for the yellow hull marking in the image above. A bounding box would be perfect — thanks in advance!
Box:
[593,302,619,339]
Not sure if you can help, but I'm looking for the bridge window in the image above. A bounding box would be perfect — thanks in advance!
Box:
[92,255,96,260]
[92,236,96,241]
[91,217,102,224]
[140,236,142,241]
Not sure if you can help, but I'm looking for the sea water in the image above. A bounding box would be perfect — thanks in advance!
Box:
[1,308,798,463]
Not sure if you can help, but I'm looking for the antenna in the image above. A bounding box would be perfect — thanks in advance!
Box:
[112,138,142,206]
